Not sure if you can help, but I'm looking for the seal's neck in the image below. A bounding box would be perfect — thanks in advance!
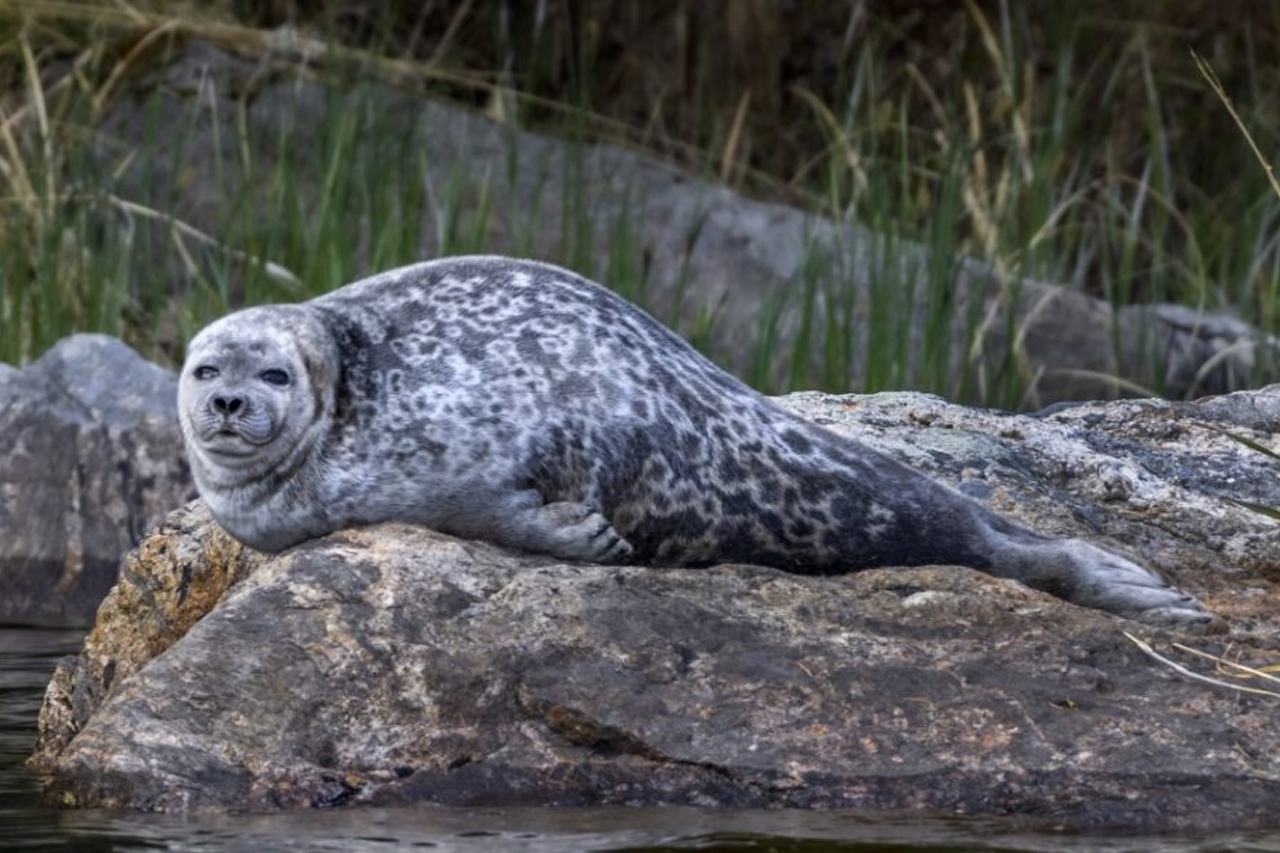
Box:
[193,416,331,552]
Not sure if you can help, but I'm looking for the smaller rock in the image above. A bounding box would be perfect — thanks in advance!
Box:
[0,335,195,626]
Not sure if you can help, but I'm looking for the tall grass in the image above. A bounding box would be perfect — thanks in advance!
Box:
[2,1,1279,410]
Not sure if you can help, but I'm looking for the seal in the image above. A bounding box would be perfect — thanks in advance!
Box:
[178,256,1212,628]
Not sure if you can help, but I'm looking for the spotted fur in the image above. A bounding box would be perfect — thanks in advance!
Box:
[179,256,1214,628]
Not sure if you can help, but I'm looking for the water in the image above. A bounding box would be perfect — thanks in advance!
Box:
[2,627,1278,853]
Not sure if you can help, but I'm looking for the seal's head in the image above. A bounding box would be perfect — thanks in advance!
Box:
[178,305,339,491]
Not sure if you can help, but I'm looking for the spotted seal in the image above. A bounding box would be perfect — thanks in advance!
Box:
[178,256,1212,627]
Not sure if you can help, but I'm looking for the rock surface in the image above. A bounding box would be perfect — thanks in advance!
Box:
[99,36,1267,404]
[30,388,1280,829]
[0,335,195,626]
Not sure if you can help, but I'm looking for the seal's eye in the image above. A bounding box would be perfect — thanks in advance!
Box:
[259,369,291,387]
[193,365,219,381]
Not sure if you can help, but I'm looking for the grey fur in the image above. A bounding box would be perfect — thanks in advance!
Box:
[179,256,1212,627]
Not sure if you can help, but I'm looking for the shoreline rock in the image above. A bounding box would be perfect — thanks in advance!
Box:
[29,389,1280,829]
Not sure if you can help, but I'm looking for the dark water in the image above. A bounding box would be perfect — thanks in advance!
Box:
[3,627,1278,853]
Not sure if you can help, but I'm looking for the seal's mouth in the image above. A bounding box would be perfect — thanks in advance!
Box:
[196,411,277,449]
[200,431,260,458]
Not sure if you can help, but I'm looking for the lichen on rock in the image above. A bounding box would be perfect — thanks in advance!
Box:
[29,502,262,771]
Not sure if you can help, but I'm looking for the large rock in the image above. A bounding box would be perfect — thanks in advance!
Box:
[96,35,1266,404]
[30,388,1280,829]
[0,335,195,626]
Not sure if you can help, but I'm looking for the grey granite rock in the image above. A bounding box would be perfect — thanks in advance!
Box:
[30,389,1280,828]
[0,335,195,626]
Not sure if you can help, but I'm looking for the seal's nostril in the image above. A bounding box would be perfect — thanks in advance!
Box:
[212,395,245,415]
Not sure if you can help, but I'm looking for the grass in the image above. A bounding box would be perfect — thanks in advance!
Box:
[1123,632,1280,699]
[2,2,1280,410]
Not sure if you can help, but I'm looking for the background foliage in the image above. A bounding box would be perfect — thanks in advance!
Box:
[2,0,1279,406]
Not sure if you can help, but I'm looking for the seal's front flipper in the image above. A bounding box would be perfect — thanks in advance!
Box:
[534,501,635,563]
[484,492,634,563]
[993,537,1220,631]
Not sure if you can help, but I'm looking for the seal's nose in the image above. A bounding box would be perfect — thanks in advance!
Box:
[211,394,245,416]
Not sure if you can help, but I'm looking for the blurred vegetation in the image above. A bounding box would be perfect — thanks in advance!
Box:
[2,0,1280,406]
